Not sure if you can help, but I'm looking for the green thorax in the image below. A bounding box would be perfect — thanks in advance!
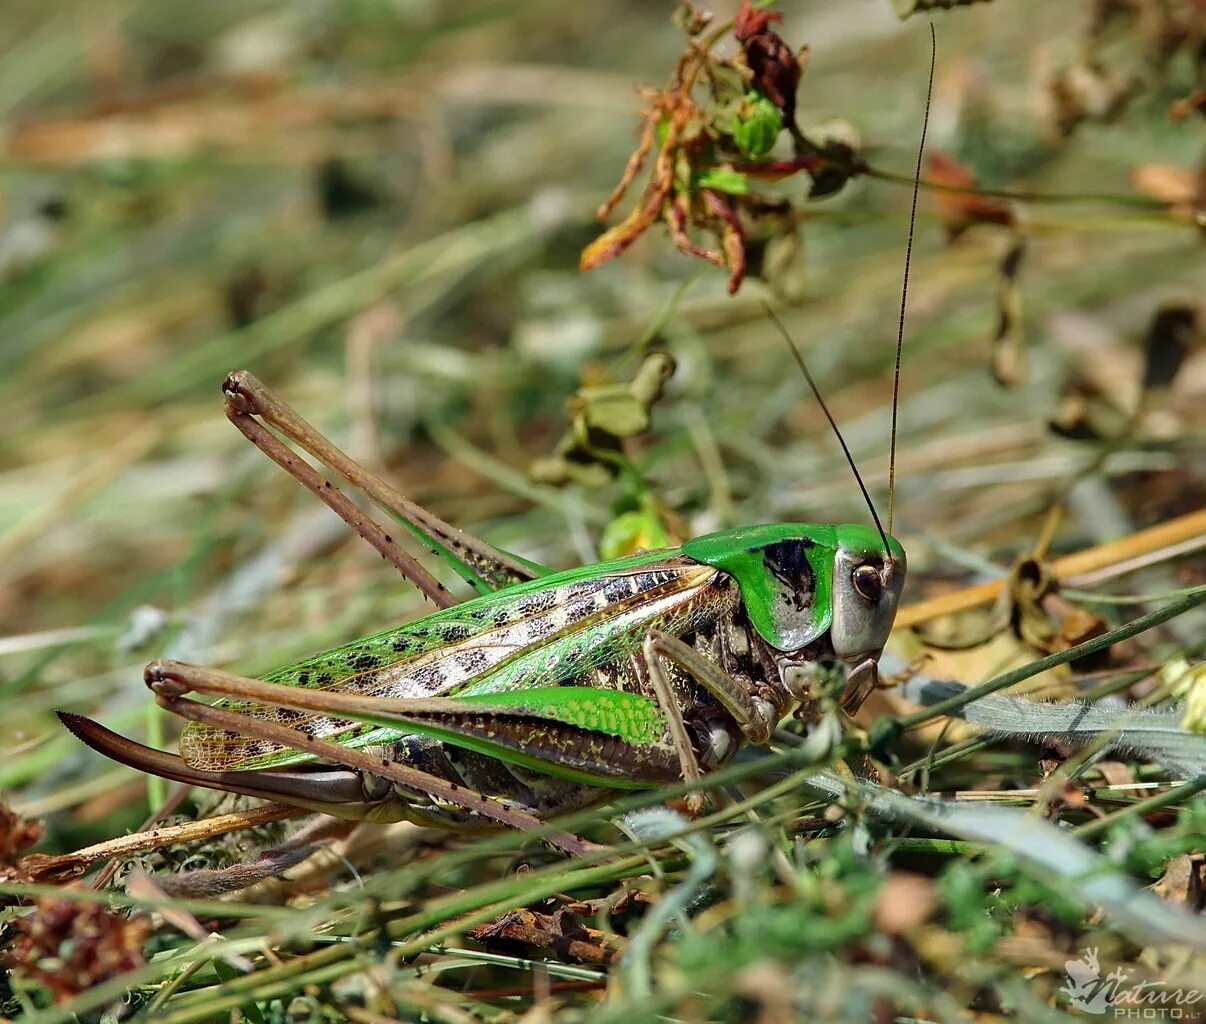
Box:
[683,523,834,651]
[682,522,903,652]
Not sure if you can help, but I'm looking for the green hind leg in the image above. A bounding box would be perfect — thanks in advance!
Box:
[138,659,592,854]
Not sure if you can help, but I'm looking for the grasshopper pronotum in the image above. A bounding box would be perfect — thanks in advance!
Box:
[60,37,935,857]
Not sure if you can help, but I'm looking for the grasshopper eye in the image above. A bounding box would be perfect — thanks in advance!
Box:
[851,563,882,603]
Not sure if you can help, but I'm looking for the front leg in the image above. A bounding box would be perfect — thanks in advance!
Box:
[641,629,780,815]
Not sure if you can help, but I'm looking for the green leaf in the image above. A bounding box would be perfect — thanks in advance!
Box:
[600,496,672,560]
[212,960,265,1024]
[695,166,751,195]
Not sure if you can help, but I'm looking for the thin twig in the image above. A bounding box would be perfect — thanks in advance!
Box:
[894,508,1206,628]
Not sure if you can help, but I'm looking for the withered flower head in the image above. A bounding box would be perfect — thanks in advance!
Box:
[581,4,838,295]
[734,0,801,129]
[6,894,149,1004]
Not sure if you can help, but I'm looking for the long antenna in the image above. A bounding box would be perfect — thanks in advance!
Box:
[764,303,891,555]
[887,21,936,535]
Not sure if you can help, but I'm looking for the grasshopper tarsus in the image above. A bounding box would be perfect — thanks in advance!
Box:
[221,368,261,417]
[144,659,191,700]
[222,368,270,415]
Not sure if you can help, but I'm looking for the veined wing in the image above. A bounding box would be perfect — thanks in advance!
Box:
[181,550,723,771]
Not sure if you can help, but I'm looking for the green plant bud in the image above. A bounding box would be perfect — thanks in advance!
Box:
[731,91,782,159]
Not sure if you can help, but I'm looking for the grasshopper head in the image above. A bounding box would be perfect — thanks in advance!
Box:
[829,523,906,663]
[682,523,905,661]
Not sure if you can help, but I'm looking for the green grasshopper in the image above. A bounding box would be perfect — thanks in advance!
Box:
[60,42,934,853]
[60,356,905,852]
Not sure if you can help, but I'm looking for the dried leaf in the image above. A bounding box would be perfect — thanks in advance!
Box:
[579,196,664,272]
[0,799,43,864]
[1142,304,1199,391]
[469,907,620,965]
[734,1,801,129]
[583,4,817,292]
[701,189,747,293]
[1131,162,1206,226]
[926,151,1014,241]
[873,872,938,935]
[1049,62,1142,137]
[1169,88,1206,121]
[1152,855,1205,911]
[1049,377,1132,441]
[991,238,1027,386]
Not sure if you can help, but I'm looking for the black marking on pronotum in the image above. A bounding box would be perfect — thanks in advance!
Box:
[761,540,816,612]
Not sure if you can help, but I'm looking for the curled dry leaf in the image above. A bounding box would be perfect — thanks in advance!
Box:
[1049,61,1142,138]
[1152,855,1205,911]
[733,0,801,135]
[1142,304,1199,392]
[1169,88,1206,121]
[1131,162,1206,229]
[991,238,1028,387]
[926,151,1014,241]
[921,153,1025,384]
[1046,1,1203,139]
[1049,377,1133,441]
[469,906,621,965]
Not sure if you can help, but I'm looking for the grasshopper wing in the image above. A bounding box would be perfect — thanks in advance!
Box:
[181,551,728,772]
